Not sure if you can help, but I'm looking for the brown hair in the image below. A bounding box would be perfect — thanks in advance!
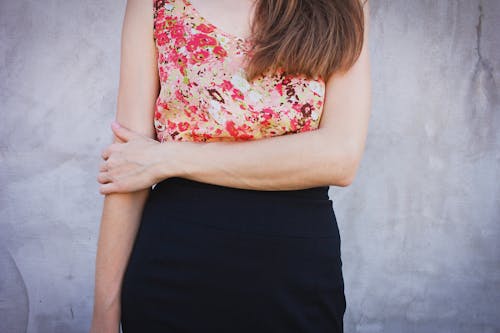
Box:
[244,0,368,82]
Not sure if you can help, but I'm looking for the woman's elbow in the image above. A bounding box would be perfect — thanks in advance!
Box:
[330,149,361,187]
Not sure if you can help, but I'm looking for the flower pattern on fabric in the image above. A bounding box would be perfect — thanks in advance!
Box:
[152,0,326,142]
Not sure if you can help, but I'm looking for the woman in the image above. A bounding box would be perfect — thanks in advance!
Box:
[91,0,371,332]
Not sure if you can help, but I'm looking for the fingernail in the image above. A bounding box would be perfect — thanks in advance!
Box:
[112,121,120,129]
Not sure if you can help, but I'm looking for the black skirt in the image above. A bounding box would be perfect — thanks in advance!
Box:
[120,177,345,333]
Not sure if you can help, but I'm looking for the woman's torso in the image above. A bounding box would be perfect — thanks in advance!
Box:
[153,0,327,143]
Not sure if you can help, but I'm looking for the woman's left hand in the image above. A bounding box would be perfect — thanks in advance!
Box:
[97,121,162,195]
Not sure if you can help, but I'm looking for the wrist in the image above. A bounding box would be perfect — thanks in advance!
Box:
[152,141,188,182]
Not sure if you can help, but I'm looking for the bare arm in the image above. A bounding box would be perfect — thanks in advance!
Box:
[154,2,371,191]
[90,0,159,331]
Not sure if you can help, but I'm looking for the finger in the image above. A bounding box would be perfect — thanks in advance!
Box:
[101,142,120,160]
[99,183,115,195]
[112,133,126,144]
[101,148,109,160]
[96,172,112,184]
[111,121,131,142]
[100,181,124,195]
[98,162,107,172]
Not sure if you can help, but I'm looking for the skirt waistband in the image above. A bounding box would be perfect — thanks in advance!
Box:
[147,177,337,238]
[151,177,330,202]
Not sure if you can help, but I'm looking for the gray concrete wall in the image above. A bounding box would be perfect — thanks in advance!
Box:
[1,0,499,332]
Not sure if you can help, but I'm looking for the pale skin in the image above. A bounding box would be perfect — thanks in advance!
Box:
[90,0,371,331]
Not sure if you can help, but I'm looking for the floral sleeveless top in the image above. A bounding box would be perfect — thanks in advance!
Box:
[152,0,326,142]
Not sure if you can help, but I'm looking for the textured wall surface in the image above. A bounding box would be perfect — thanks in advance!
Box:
[1,1,499,332]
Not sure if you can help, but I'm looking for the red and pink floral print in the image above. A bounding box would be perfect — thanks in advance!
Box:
[153,0,326,142]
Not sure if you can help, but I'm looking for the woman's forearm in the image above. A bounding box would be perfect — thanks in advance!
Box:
[157,128,356,191]
[91,189,150,331]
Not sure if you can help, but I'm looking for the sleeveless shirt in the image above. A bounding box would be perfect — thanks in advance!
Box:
[152,0,326,142]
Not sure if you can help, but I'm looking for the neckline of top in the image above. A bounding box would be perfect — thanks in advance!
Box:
[181,0,252,46]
